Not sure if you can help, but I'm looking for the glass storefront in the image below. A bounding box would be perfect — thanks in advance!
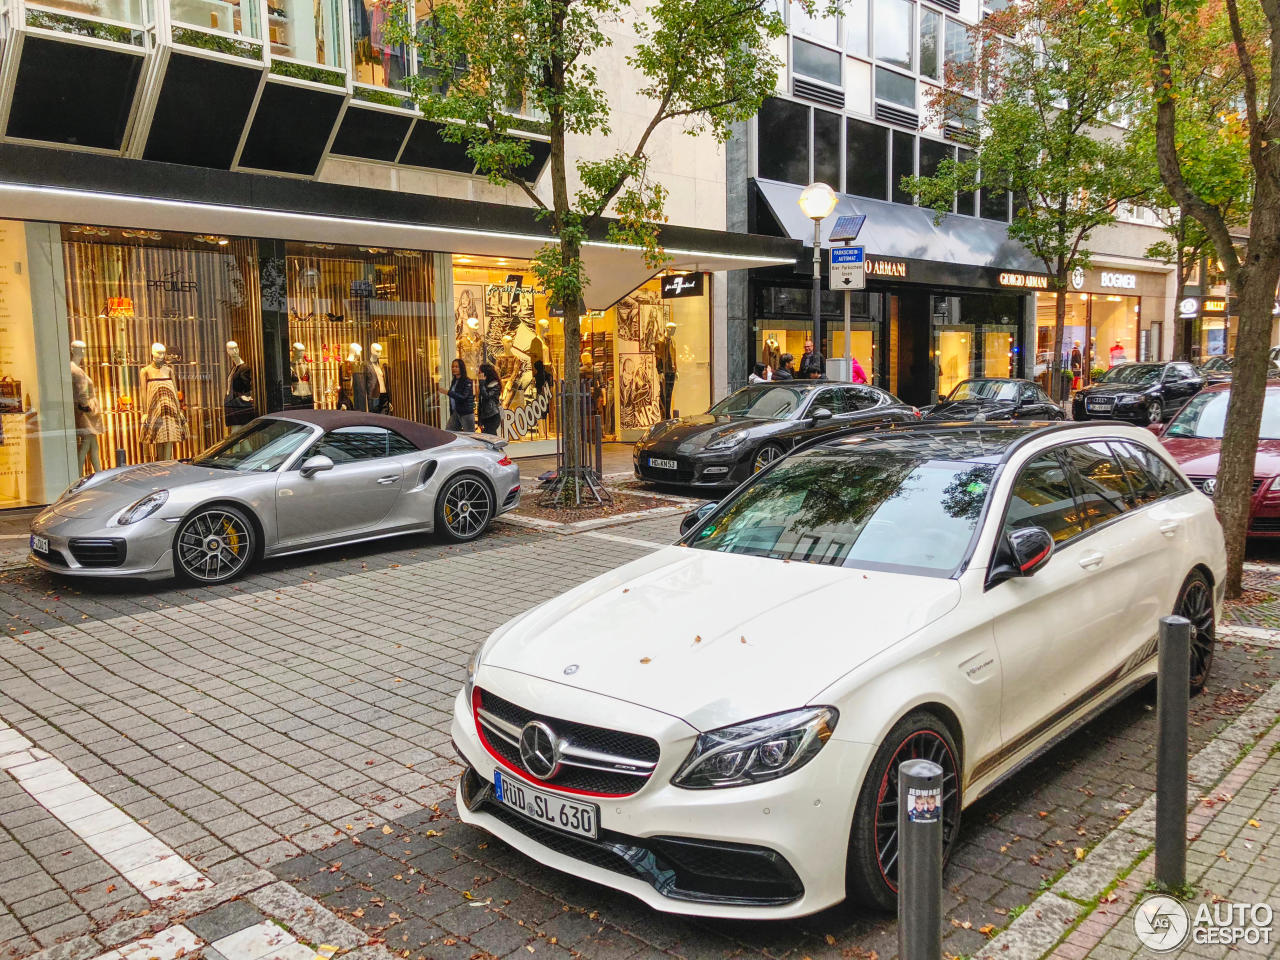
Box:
[0,218,713,507]
[1035,290,1142,390]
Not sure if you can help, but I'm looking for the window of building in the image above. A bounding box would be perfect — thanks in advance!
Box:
[758,97,810,185]
[874,0,914,71]
[945,18,972,79]
[846,118,889,200]
[270,0,345,68]
[980,179,1009,221]
[791,0,839,46]
[36,0,144,25]
[793,37,842,86]
[875,66,915,108]
[350,0,409,89]
[892,130,915,204]
[813,108,842,188]
[919,7,941,81]
[846,0,869,57]
[957,147,977,215]
[170,0,260,38]
[918,138,952,181]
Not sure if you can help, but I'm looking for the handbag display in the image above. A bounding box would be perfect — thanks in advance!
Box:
[0,377,24,413]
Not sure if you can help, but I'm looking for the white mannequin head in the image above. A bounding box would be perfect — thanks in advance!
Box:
[347,342,362,361]
[151,342,166,364]
[370,342,383,359]
[465,316,480,333]
[502,334,514,353]
[70,339,86,363]
[291,342,305,360]
[666,320,677,332]
[226,340,241,362]
[537,318,549,334]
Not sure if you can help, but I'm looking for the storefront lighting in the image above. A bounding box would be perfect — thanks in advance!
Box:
[1105,295,1122,302]
[457,256,472,263]
[217,238,229,246]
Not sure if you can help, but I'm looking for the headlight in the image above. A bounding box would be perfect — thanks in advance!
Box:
[464,641,484,706]
[117,490,169,524]
[671,706,838,789]
[706,431,747,450]
[59,475,97,501]
[1116,393,1142,403]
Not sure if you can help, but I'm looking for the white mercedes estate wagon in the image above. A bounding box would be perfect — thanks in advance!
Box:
[451,422,1224,918]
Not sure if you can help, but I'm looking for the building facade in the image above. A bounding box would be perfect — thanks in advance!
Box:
[727,0,1183,404]
[0,0,797,508]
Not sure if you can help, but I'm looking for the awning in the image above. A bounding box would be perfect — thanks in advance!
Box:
[754,178,1044,276]
[0,143,801,310]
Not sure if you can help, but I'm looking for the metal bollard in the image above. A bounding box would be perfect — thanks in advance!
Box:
[1156,615,1191,890]
[898,758,943,960]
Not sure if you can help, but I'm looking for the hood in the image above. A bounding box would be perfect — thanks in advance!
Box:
[641,415,774,450]
[1078,382,1156,397]
[924,399,1016,421]
[481,546,961,730]
[1162,436,1280,479]
[49,462,235,518]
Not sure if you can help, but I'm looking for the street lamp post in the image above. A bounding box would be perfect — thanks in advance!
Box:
[798,182,839,354]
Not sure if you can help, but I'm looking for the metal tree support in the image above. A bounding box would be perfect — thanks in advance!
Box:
[539,379,612,507]
[1156,614,1191,890]
[898,757,944,960]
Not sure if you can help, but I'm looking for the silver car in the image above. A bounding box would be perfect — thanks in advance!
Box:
[29,410,521,584]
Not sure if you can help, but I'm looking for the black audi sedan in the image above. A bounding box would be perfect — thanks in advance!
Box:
[633,381,917,488]
[923,378,1064,422]
[1071,361,1205,424]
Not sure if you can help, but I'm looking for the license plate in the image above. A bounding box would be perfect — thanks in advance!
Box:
[1086,400,1113,411]
[30,535,48,554]
[648,457,678,470]
[493,770,598,839]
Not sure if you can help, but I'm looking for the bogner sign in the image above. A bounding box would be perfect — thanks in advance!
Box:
[1100,271,1137,289]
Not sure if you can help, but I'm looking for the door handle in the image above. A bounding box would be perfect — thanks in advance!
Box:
[1159,520,1180,537]
[1078,552,1105,570]
[377,475,400,485]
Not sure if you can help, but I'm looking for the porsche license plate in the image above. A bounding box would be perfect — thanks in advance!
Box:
[30,535,48,554]
[493,770,598,839]
[648,457,678,470]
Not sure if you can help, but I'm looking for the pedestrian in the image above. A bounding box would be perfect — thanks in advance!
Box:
[773,354,795,380]
[748,361,768,384]
[478,362,502,435]
[849,353,868,384]
[438,358,475,432]
[798,339,824,379]
[1070,340,1083,390]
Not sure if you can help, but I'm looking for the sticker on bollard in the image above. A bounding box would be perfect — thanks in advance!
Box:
[898,758,944,960]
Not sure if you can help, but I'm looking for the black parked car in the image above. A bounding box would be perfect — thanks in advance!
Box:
[923,378,1064,422]
[1071,361,1205,425]
[633,380,917,488]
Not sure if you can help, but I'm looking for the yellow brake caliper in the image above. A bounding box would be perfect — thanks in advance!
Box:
[222,519,241,555]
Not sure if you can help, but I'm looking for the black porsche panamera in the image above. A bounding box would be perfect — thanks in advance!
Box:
[633,380,917,489]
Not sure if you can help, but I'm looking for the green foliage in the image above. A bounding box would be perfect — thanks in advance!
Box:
[269,61,345,87]
[27,10,139,44]
[171,26,262,59]
[352,87,411,108]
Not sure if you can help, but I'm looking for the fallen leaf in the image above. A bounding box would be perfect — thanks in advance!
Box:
[1075,848,1085,861]
[825,935,836,945]
[693,635,702,643]
[106,884,116,893]
[640,657,651,664]
[1249,819,1261,828]
[353,908,365,918]
[1038,811,1048,819]
[382,825,393,834]
[979,924,996,937]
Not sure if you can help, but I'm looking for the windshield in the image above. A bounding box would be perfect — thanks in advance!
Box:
[1201,357,1232,372]
[1165,390,1280,441]
[948,379,1018,402]
[192,419,313,471]
[707,384,808,420]
[1096,363,1162,385]
[687,448,995,576]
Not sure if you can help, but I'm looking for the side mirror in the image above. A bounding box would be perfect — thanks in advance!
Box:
[810,407,833,422]
[680,500,718,536]
[986,526,1054,588]
[299,454,335,478]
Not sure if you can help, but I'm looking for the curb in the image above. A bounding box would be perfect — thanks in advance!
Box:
[976,641,1280,960]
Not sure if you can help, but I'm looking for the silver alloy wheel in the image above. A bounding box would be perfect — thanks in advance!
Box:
[175,508,253,583]
[1147,401,1162,424]
[753,444,784,473]
[441,476,492,540]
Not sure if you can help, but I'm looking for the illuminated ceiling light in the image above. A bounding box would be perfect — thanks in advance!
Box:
[457,256,472,263]
[217,238,229,245]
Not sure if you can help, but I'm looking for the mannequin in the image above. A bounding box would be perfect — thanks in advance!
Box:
[139,342,187,460]
[339,343,361,410]
[287,342,313,409]
[369,342,390,413]
[459,316,484,374]
[224,340,255,427]
[528,319,549,365]
[762,334,782,374]
[655,320,678,419]
[580,332,593,376]
[69,340,103,475]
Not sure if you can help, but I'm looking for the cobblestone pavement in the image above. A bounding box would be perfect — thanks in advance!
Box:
[0,512,1277,960]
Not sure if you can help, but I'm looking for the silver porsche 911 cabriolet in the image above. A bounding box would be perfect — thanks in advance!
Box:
[29,410,521,584]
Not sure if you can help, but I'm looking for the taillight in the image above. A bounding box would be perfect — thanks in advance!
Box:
[913,408,922,418]
[1264,477,1280,504]
[497,455,513,466]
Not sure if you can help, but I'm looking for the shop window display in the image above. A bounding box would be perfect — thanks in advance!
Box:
[350,0,408,88]
[169,0,260,38]
[285,244,439,425]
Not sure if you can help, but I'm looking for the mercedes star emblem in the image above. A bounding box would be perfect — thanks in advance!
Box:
[1203,477,1217,496]
[518,721,561,779]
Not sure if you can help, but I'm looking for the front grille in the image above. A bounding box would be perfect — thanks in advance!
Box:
[1188,477,1265,496]
[1249,517,1280,532]
[33,546,68,566]
[67,538,126,568]
[475,688,659,796]
[462,768,803,906]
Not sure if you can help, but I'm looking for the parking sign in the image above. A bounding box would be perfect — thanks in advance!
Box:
[830,246,866,290]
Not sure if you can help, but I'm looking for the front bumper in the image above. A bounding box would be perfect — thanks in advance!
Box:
[632,445,752,489]
[29,508,176,579]
[1072,397,1149,422]
[450,677,872,919]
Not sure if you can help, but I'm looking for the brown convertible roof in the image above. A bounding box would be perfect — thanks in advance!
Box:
[266,410,458,451]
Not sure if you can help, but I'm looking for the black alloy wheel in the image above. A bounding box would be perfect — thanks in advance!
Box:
[436,473,494,542]
[846,710,961,910]
[1176,570,1216,694]
[174,505,255,584]
[752,443,785,473]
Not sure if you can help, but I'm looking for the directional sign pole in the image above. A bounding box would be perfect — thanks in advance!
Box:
[844,279,852,381]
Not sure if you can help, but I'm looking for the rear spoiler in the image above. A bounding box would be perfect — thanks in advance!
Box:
[472,433,509,452]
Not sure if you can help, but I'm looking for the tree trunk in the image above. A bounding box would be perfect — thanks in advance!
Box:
[1171,269,1187,362]
[560,235,583,493]
[1050,281,1068,403]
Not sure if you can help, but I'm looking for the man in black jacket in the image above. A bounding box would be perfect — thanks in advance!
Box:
[798,339,824,379]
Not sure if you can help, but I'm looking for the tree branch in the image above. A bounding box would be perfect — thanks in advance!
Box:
[1223,0,1264,173]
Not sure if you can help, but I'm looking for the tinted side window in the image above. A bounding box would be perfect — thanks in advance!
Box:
[1061,442,1130,525]
[314,426,391,463]
[1018,382,1038,402]
[810,389,840,415]
[1003,453,1083,544]
[1109,441,1161,506]
[843,386,881,412]
[385,431,418,456]
[1120,441,1187,498]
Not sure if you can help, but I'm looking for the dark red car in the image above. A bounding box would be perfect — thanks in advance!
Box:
[1159,382,1280,536]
